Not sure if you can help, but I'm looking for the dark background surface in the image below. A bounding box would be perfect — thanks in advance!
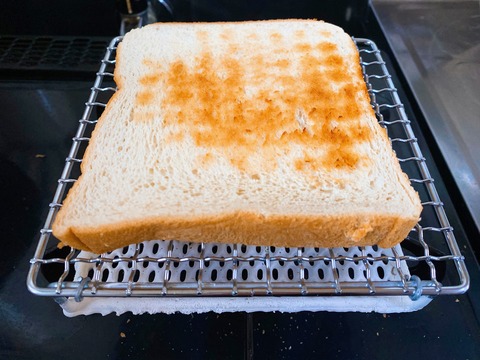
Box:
[0,0,369,36]
[1,1,479,359]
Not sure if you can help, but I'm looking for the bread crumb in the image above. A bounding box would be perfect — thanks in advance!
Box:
[120,332,126,338]
[455,298,460,303]
[382,313,387,318]
[376,332,379,336]
[35,154,46,158]
[127,318,131,323]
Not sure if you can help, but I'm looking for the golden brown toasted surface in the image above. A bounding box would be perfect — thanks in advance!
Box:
[133,28,372,172]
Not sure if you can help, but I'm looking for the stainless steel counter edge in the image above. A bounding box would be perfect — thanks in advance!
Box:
[372,0,480,234]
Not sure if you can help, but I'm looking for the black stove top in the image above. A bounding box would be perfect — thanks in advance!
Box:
[1,1,479,359]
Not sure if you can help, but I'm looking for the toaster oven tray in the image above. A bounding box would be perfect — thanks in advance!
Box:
[27,36,469,314]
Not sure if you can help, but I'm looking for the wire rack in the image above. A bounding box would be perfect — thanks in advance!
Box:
[27,37,469,307]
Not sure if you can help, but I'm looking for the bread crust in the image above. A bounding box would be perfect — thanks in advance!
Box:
[56,211,418,254]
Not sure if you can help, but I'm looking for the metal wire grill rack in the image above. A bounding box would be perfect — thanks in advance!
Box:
[27,37,469,305]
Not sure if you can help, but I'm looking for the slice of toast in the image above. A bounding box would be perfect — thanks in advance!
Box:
[52,20,422,254]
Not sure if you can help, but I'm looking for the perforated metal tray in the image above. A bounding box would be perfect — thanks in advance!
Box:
[27,37,469,313]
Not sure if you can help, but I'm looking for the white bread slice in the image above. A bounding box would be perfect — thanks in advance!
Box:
[52,20,422,254]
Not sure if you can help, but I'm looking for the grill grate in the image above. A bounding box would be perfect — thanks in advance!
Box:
[72,242,411,296]
[0,36,109,70]
[27,37,469,310]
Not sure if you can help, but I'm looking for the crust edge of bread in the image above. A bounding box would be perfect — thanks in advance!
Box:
[54,211,420,254]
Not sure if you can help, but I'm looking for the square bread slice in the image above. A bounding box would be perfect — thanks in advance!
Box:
[52,20,422,254]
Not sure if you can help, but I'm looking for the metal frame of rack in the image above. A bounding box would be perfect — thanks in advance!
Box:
[27,37,469,306]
